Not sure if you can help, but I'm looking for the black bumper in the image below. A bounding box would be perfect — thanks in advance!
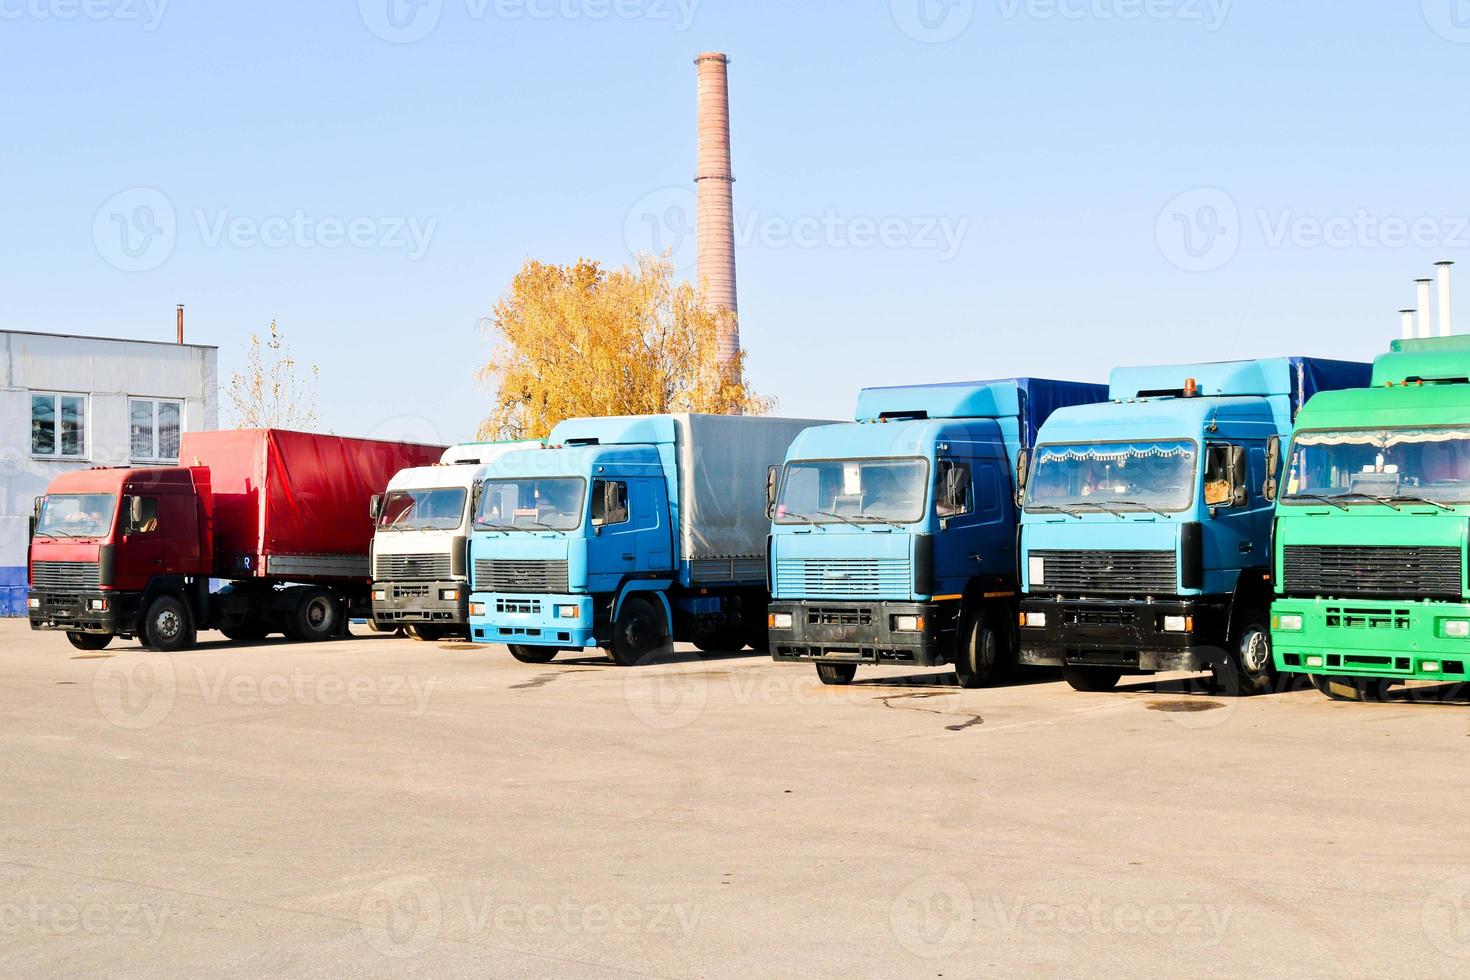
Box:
[28,590,138,636]
[769,600,958,668]
[371,580,469,626]
[1018,596,1231,672]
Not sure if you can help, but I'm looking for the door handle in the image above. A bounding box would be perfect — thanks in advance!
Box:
[969,554,984,562]
[621,553,635,560]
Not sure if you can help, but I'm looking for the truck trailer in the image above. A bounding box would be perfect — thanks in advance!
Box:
[370,440,539,640]
[27,429,442,652]
[466,413,828,665]
[767,378,1108,686]
[1018,358,1369,694]
[1271,336,1470,701]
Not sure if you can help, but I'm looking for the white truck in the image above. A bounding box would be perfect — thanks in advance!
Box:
[370,441,538,639]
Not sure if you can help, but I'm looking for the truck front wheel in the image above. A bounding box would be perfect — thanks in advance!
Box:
[606,597,670,667]
[141,596,196,652]
[954,609,1004,689]
[286,588,341,643]
[816,663,858,686]
[66,632,112,652]
[509,645,559,664]
[1213,622,1275,697]
[1062,665,1121,692]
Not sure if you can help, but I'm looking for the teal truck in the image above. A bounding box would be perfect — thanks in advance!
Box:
[1271,336,1470,700]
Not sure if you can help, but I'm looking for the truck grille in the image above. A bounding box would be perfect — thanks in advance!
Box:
[374,554,452,582]
[1031,550,1177,596]
[1283,546,1463,601]
[775,558,910,598]
[31,561,101,590]
[474,559,570,593]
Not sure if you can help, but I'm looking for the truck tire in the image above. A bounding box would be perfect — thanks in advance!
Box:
[692,629,745,654]
[66,632,112,652]
[744,623,770,653]
[406,624,449,642]
[286,588,341,643]
[605,597,670,667]
[220,618,270,644]
[509,645,559,664]
[141,595,196,652]
[1213,621,1274,697]
[1310,674,1393,702]
[816,662,858,686]
[1062,664,1121,692]
[954,609,1004,689]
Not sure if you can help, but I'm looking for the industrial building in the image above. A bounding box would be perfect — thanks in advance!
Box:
[0,329,217,614]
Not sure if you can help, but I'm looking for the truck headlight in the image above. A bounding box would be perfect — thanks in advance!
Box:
[27,597,40,609]
[469,602,485,617]
[557,604,579,620]
[1020,611,1047,629]
[1028,556,1046,586]
[892,615,924,632]
[88,598,109,612]
[1276,614,1304,632]
[1162,615,1192,633]
[1443,620,1470,639]
[441,589,460,602]
[373,589,386,602]
[769,613,793,629]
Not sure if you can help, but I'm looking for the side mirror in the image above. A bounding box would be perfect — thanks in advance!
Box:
[1263,436,1281,503]
[765,465,780,520]
[128,495,145,526]
[1229,445,1249,507]
[369,494,383,521]
[1014,449,1031,509]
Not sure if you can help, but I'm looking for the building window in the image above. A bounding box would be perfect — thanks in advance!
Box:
[130,398,183,463]
[31,393,87,459]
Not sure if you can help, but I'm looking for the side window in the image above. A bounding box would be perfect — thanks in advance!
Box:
[1204,444,1233,507]
[124,496,160,535]
[935,461,974,519]
[591,480,629,527]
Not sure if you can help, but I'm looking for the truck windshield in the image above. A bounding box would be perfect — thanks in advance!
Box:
[37,494,117,538]
[776,458,929,525]
[476,478,586,531]
[378,488,468,531]
[1284,427,1470,505]
[1026,440,1198,513]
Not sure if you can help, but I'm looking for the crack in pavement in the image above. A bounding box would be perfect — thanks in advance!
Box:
[509,670,596,691]
[876,692,983,732]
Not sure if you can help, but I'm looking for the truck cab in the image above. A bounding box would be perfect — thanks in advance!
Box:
[767,379,1107,687]
[467,414,819,666]
[1272,337,1470,701]
[370,441,538,640]
[1018,358,1369,694]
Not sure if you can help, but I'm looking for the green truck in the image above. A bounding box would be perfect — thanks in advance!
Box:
[1270,335,1470,701]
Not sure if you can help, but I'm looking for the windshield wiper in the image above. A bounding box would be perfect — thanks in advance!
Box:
[1105,500,1169,518]
[815,510,866,529]
[1333,492,1402,511]
[1287,493,1350,511]
[1026,504,1085,519]
[1388,494,1455,512]
[1066,501,1125,520]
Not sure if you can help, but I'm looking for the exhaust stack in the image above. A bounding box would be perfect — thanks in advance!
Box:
[1437,261,1454,336]
[695,51,739,368]
[176,304,185,345]
[1416,279,1434,338]
[1400,309,1417,341]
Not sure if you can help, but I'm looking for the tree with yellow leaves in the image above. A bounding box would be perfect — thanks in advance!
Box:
[225,320,320,430]
[478,254,771,440]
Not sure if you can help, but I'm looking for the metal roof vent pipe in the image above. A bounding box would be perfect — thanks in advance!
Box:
[176,304,185,344]
[1400,309,1417,341]
[1417,278,1435,338]
[1436,261,1454,336]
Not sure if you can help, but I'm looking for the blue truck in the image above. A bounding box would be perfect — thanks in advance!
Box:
[466,413,825,665]
[1016,358,1370,695]
[766,378,1108,687]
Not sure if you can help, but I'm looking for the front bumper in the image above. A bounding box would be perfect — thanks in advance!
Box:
[372,580,468,626]
[1272,597,1470,682]
[468,593,596,648]
[1018,596,1230,672]
[28,590,137,635]
[768,600,956,667]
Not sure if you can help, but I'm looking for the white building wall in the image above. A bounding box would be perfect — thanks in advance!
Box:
[0,331,218,614]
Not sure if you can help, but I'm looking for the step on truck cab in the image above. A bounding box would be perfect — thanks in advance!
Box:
[27,429,442,652]
[466,413,827,666]
[767,378,1107,687]
[1272,337,1470,701]
[370,441,539,640]
[1018,358,1369,694]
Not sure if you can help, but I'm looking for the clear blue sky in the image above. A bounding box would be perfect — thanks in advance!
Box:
[4,1,1467,445]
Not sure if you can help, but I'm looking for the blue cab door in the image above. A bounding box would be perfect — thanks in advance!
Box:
[931,445,1012,597]
[585,477,671,593]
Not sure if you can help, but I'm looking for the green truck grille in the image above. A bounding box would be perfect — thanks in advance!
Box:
[1282,545,1462,601]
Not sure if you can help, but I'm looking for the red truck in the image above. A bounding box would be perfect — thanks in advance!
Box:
[27,429,443,652]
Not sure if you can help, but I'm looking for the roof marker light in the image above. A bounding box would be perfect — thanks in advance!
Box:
[1184,378,1199,398]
